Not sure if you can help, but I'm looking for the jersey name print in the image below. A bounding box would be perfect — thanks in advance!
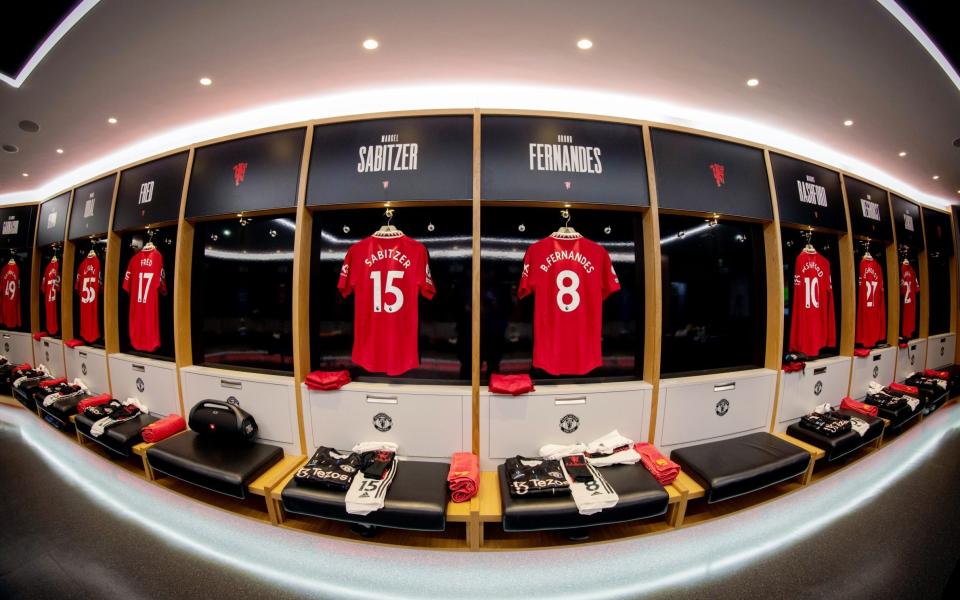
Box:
[0,261,20,328]
[789,250,836,357]
[338,234,435,375]
[40,260,61,334]
[900,262,919,338]
[855,256,885,348]
[123,248,167,352]
[75,254,102,343]
[518,234,620,375]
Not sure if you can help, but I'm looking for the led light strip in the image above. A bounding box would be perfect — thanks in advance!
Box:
[877,0,960,93]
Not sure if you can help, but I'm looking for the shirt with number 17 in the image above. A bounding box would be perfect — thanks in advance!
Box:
[123,248,167,352]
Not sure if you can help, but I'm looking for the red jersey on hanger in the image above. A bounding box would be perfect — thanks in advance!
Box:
[0,261,20,328]
[789,250,836,357]
[75,254,102,343]
[855,256,885,347]
[900,262,919,338]
[518,233,620,375]
[338,233,435,376]
[40,260,61,335]
[123,248,167,352]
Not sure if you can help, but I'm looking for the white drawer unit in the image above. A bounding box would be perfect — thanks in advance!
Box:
[774,356,852,432]
[655,369,777,455]
[926,334,956,369]
[182,366,300,456]
[33,337,66,379]
[304,383,471,462]
[895,339,927,382]
[849,346,897,400]
[480,381,652,471]
[108,353,180,417]
[64,345,110,394]
[0,330,33,365]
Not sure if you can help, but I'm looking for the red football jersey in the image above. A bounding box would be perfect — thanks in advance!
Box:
[40,260,61,335]
[900,262,919,338]
[789,250,836,356]
[518,234,620,375]
[855,256,886,347]
[74,254,102,343]
[338,234,435,375]
[123,248,167,352]
[0,261,20,328]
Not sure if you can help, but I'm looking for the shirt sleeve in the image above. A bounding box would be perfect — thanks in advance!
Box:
[517,245,536,299]
[158,267,168,296]
[122,259,132,294]
[601,247,621,299]
[420,247,436,300]
[337,246,354,298]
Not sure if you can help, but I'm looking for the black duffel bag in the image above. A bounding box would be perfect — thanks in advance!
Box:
[189,400,258,441]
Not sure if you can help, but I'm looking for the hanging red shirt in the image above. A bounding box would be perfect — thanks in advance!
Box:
[123,248,167,352]
[0,261,20,328]
[789,250,836,357]
[518,234,620,376]
[900,262,919,338]
[40,260,61,335]
[855,256,885,348]
[74,254,102,343]
[338,233,435,376]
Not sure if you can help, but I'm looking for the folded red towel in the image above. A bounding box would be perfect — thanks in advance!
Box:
[32,331,47,342]
[488,373,534,395]
[634,442,680,485]
[304,370,351,391]
[38,377,67,388]
[840,396,878,417]
[447,452,479,503]
[924,369,950,380]
[77,394,111,413]
[782,362,805,373]
[889,382,920,397]
[141,414,186,443]
[64,339,84,348]
[15,363,31,371]
[853,348,871,357]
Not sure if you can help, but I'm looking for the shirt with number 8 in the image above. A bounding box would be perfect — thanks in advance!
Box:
[123,247,167,352]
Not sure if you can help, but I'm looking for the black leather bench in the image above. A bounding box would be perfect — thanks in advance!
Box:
[146,431,284,499]
[871,399,923,431]
[786,410,885,462]
[671,432,811,504]
[12,378,48,411]
[498,462,669,532]
[76,411,160,457]
[37,392,91,432]
[281,460,448,532]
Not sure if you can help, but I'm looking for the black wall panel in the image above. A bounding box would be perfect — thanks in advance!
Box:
[307,116,472,205]
[69,175,115,240]
[481,116,649,206]
[844,178,892,242]
[114,152,189,231]
[770,153,845,232]
[186,129,306,218]
[0,204,37,249]
[36,193,70,247]
[891,195,924,250]
[922,207,953,257]
[651,129,772,220]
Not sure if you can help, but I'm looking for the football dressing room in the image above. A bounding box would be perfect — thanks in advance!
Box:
[1,2,959,599]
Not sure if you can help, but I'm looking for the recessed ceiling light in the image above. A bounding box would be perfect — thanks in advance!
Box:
[843,119,854,127]
[1,144,18,153]
[199,77,212,86]
[932,175,940,180]
[898,151,907,157]
[746,78,760,87]
[56,148,64,154]
[362,39,379,50]
[18,120,39,133]
[107,117,118,124]
[577,39,593,50]
[21,173,28,177]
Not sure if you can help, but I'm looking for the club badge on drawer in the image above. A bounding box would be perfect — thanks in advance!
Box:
[559,414,580,433]
[814,381,823,396]
[373,412,393,432]
[715,399,729,416]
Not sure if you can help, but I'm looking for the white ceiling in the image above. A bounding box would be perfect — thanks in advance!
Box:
[1,0,958,207]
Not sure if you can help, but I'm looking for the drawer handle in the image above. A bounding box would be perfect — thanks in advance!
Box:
[941,338,947,343]
[221,379,242,390]
[910,345,917,351]
[78,352,87,358]
[555,397,587,405]
[43,341,49,347]
[1,334,9,339]
[714,383,736,392]
[132,364,146,372]
[366,395,398,404]
[872,354,882,362]
[813,367,827,375]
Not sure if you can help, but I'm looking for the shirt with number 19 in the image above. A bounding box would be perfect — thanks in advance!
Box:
[123,248,167,352]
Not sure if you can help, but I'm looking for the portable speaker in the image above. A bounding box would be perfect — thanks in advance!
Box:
[189,399,258,441]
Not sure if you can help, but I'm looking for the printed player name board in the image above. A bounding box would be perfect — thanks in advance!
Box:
[770,153,845,232]
[844,177,892,242]
[36,193,70,247]
[69,174,116,240]
[891,194,923,250]
[115,152,189,231]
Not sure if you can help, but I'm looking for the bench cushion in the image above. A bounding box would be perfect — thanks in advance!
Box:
[786,410,884,461]
[671,432,810,504]
[498,462,669,532]
[875,401,922,430]
[147,431,283,499]
[12,380,45,411]
[76,412,159,456]
[38,392,90,431]
[281,460,448,532]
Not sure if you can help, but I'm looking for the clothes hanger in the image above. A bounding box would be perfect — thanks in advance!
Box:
[143,228,156,251]
[552,209,581,239]
[87,235,98,258]
[801,229,816,253]
[862,239,872,261]
[373,208,403,238]
[7,249,15,265]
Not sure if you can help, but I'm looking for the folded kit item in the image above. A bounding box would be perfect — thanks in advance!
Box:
[359,449,397,479]
[141,414,186,443]
[848,416,870,437]
[12,365,51,389]
[447,452,479,503]
[38,377,67,388]
[586,445,641,467]
[799,413,851,437]
[633,442,680,485]
[906,374,948,391]
[561,454,594,481]
[304,370,351,391]
[924,369,950,380]
[77,393,111,412]
[88,401,142,438]
[853,348,871,358]
[840,396,879,417]
[64,339,84,348]
[889,382,920,397]
[813,403,833,414]
[41,385,85,407]
[883,387,920,411]
[345,454,398,516]
[504,456,570,498]
[488,373,535,395]
[352,441,399,454]
[865,392,907,410]
[540,443,588,459]
[560,457,618,516]
[295,446,362,491]
[898,342,908,349]
[867,381,886,396]
[782,362,805,373]
[32,331,47,342]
